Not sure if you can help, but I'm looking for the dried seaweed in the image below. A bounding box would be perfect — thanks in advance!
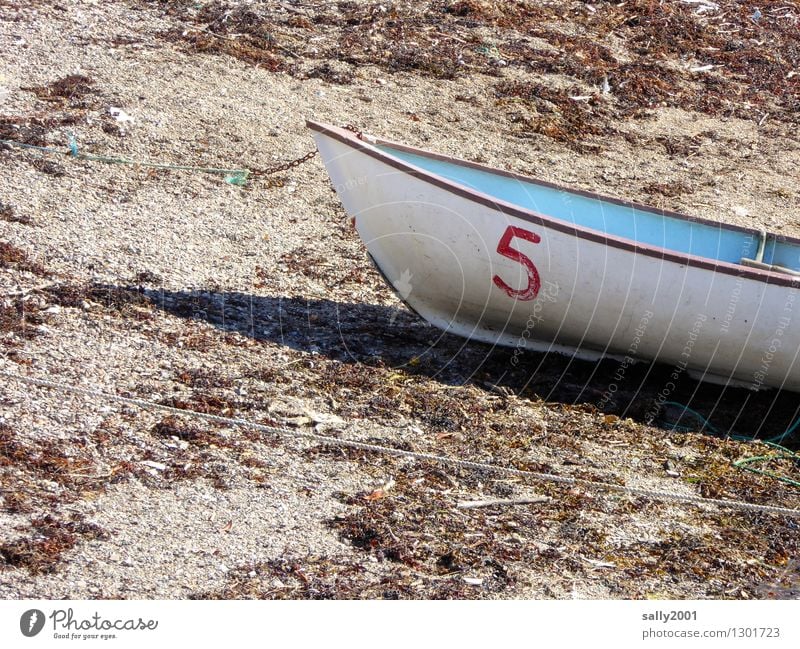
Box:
[495,81,606,148]
[152,413,245,448]
[30,158,66,177]
[324,460,597,597]
[0,423,120,513]
[161,2,286,70]
[144,0,797,155]
[0,514,109,575]
[22,74,96,103]
[0,296,47,344]
[0,203,30,225]
[299,61,355,85]
[1,73,103,151]
[642,181,693,198]
[143,410,273,489]
[44,282,152,318]
[159,390,253,417]
[279,249,333,281]
[131,270,163,285]
[0,113,80,146]
[606,511,800,598]
[192,555,393,599]
[0,242,48,275]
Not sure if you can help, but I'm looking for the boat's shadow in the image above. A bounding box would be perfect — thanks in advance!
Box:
[146,287,800,446]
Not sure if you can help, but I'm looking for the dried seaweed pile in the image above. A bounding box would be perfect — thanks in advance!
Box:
[7,1,798,154]
[202,439,800,599]
[0,202,29,225]
[2,261,799,592]
[0,513,109,576]
[0,421,115,574]
[144,0,799,149]
[2,271,799,595]
[0,242,48,277]
[1,244,51,358]
[0,73,104,147]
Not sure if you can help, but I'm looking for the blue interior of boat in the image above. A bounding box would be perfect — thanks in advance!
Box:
[379,145,800,271]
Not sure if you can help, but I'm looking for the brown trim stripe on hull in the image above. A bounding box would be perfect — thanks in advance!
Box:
[307,120,800,288]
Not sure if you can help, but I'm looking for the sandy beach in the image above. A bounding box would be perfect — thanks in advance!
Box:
[1,0,799,599]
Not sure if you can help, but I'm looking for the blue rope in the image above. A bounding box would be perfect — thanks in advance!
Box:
[67,132,79,157]
[1,136,251,186]
[763,415,800,445]
[660,400,800,444]
[0,139,65,155]
[660,401,720,434]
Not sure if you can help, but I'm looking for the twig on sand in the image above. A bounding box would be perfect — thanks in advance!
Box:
[456,496,550,509]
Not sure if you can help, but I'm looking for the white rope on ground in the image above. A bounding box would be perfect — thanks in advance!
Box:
[1,370,798,518]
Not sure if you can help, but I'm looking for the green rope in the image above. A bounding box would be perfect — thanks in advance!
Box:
[659,401,800,487]
[733,441,800,488]
[660,400,800,445]
[1,137,251,186]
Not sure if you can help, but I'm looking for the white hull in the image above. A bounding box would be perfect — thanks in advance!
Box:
[310,123,800,393]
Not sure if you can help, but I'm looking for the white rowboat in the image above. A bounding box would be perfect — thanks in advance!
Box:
[309,121,800,393]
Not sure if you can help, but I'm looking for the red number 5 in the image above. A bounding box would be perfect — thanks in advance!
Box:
[492,225,541,301]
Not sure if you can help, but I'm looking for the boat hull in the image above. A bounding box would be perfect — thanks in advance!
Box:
[310,123,800,393]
